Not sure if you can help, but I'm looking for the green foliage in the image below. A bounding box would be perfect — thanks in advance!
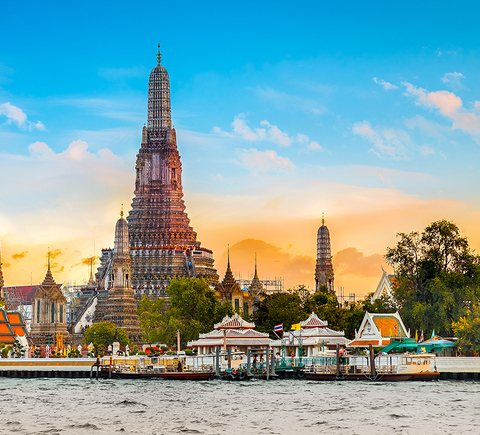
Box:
[253,289,308,335]
[84,322,130,352]
[386,219,480,336]
[453,303,480,355]
[68,348,81,358]
[138,278,235,348]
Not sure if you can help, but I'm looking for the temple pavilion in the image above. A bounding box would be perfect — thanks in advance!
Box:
[271,312,348,357]
[215,250,263,316]
[30,254,70,347]
[348,311,410,348]
[187,313,271,355]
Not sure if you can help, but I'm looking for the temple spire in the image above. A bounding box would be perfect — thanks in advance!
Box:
[156,43,162,64]
[322,212,325,226]
[120,204,124,218]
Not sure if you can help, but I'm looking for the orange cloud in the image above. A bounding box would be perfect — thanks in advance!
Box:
[2,261,11,269]
[333,247,385,278]
[49,248,62,259]
[217,239,315,290]
[11,251,28,261]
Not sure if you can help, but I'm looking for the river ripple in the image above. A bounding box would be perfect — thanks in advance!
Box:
[0,378,479,434]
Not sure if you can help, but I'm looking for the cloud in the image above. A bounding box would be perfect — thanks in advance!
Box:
[404,115,444,138]
[255,87,327,115]
[70,255,98,270]
[333,247,384,278]
[403,82,480,141]
[373,77,398,90]
[420,145,434,156]
[219,239,315,290]
[352,121,409,160]
[441,72,465,88]
[49,249,62,259]
[264,196,284,209]
[0,102,45,131]
[213,114,322,150]
[11,251,28,261]
[437,49,457,57]
[237,148,296,175]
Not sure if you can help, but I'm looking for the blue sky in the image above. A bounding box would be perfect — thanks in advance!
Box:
[2,1,480,293]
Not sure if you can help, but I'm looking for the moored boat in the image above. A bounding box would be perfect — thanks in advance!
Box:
[305,352,439,381]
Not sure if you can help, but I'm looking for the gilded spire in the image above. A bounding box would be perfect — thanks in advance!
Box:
[322,212,325,226]
[227,244,230,268]
[42,248,56,288]
[249,253,263,295]
[156,43,162,64]
[120,204,124,218]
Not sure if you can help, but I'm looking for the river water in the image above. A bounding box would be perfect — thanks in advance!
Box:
[0,378,479,434]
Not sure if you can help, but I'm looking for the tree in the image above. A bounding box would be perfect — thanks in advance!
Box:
[84,322,129,354]
[385,219,480,336]
[252,288,309,336]
[138,278,234,348]
[452,303,480,355]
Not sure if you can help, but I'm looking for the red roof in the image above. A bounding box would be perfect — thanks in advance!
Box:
[3,284,62,307]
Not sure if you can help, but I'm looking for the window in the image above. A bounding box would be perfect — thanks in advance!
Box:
[235,299,240,312]
[243,302,249,315]
[37,301,40,323]
[60,305,63,323]
[51,302,55,323]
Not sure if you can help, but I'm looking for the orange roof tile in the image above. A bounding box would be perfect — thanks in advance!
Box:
[373,318,404,337]
[6,313,22,325]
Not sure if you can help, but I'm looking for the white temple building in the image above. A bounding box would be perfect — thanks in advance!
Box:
[371,267,395,301]
[348,311,410,348]
[271,312,348,357]
[187,313,271,355]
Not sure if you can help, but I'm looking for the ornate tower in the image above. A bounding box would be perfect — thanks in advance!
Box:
[104,209,143,341]
[248,254,264,297]
[315,215,335,293]
[31,252,70,346]
[127,46,218,297]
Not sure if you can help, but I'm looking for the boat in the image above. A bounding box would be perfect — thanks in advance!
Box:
[99,354,215,380]
[305,352,439,381]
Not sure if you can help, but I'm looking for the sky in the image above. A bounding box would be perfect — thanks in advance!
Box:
[2,1,480,296]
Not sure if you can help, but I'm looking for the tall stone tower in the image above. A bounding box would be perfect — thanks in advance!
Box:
[315,215,335,293]
[127,46,218,297]
[104,210,143,341]
[31,253,70,346]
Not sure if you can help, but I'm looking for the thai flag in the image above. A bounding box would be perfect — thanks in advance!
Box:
[274,324,283,332]
[420,330,424,342]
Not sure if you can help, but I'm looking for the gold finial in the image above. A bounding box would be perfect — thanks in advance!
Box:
[156,43,162,64]
[322,212,325,226]
[47,247,51,270]
[120,204,124,218]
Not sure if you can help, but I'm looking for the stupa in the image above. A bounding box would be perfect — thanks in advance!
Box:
[30,253,70,346]
[315,214,335,292]
[103,209,143,341]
